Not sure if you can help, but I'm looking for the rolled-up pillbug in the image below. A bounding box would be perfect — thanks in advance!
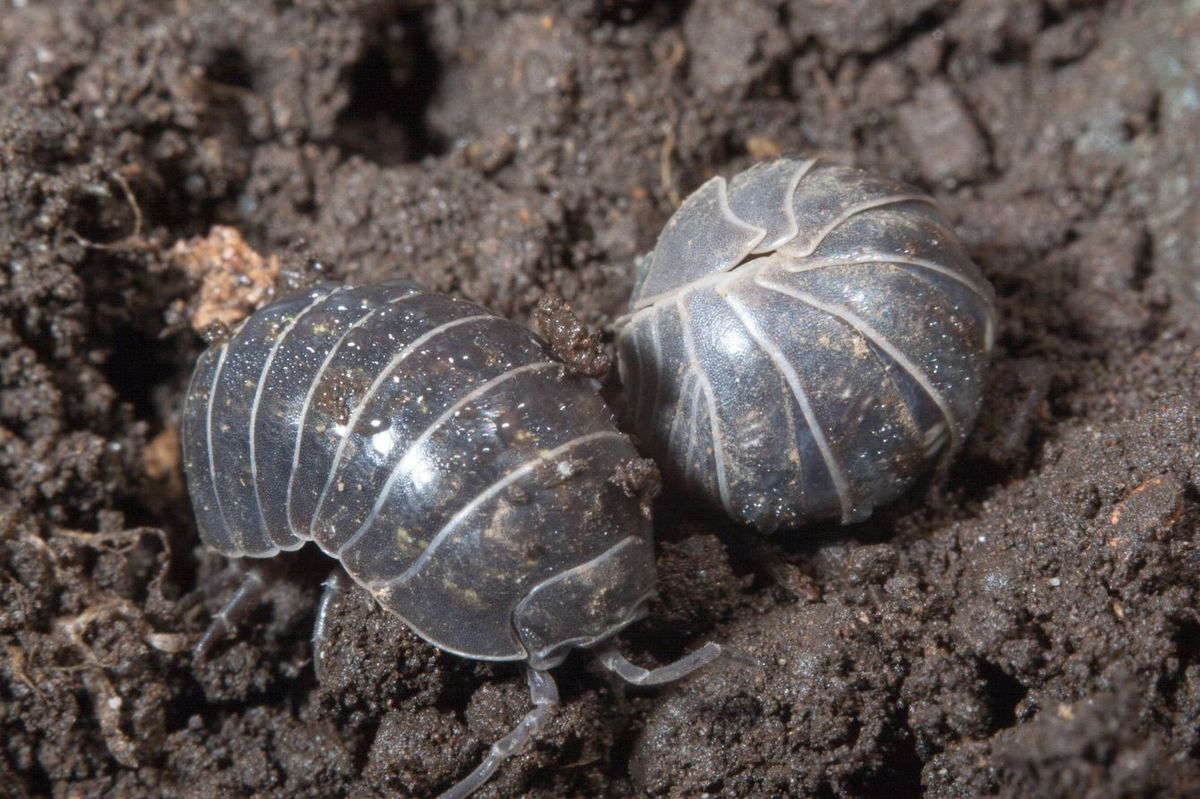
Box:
[616,157,996,532]
[181,280,720,799]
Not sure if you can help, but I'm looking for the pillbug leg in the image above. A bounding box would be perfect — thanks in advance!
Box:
[728,529,819,600]
[192,563,271,661]
[311,568,354,681]
[439,667,559,799]
[598,641,722,686]
[176,562,244,615]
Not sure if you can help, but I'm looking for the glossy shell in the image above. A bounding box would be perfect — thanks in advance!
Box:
[617,157,996,532]
[182,281,655,665]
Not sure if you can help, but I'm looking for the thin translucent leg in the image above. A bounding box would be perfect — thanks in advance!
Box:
[439,667,560,799]
[598,641,722,686]
[311,568,354,681]
[193,566,268,660]
[727,527,816,600]
[177,563,244,614]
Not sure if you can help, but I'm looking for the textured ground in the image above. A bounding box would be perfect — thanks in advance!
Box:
[1,1,1198,797]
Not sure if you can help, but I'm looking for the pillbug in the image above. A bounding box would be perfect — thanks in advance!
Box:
[616,157,996,532]
[181,280,719,798]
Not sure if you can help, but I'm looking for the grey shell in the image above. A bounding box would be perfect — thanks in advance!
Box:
[181,281,655,665]
[616,158,996,532]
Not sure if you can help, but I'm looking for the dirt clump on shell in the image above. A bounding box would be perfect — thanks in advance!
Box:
[1,1,1198,797]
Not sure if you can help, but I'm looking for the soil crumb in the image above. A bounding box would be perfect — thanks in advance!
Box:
[170,226,281,332]
[534,293,612,379]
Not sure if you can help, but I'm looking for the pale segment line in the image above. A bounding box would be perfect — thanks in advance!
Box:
[674,301,704,488]
[284,303,391,537]
[374,431,628,590]
[334,359,560,558]
[755,276,963,447]
[746,157,817,253]
[665,364,694,469]
[787,194,940,258]
[249,288,342,544]
[520,534,640,601]
[774,342,805,516]
[721,292,854,523]
[700,379,734,515]
[310,313,501,537]
[203,342,236,550]
[619,310,683,460]
[615,324,633,403]
[675,296,735,520]
[859,328,923,440]
[889,211,997,299]
[773,157,817,246]
[684,373,702,487]
[632,320,656,425]
[181,344,214,465]
[783,253,993,304]
[624,322,645,426]
[646,310,665,427]
[702,387,733,519]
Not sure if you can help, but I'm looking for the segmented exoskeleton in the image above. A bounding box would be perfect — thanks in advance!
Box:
[616,157,996,532]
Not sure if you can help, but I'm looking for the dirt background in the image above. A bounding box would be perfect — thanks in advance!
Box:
[2,1,1198,797]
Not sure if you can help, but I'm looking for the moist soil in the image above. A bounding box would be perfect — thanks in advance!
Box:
[2,1,1199,797]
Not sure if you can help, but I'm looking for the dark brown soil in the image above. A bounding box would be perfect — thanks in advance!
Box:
[2,1,1198,797]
